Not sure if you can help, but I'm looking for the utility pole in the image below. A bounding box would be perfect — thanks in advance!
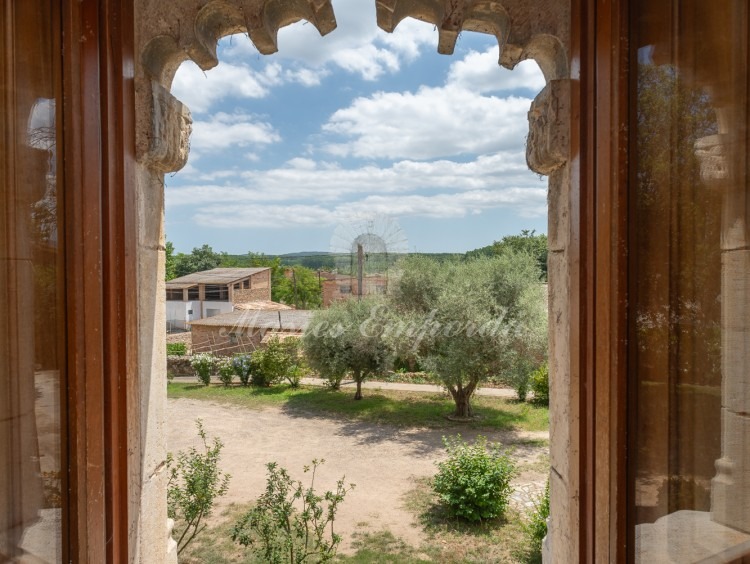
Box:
[357,243,364,300]
[292,268,298,308]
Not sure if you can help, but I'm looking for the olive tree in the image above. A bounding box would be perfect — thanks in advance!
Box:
[388,253,547,417]
[302,297,391,400]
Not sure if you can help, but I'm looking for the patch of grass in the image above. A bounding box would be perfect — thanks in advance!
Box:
[178,503,257,564]
[168,382,549,433]
[177,481,545,563]
[403,477,542,563]
[337,530,428,563]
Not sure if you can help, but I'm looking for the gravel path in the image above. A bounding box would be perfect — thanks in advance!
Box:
[167,398,548,553]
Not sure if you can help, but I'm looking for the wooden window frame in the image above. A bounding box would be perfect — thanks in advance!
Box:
[572,0,630,560]
[61,0,135,560]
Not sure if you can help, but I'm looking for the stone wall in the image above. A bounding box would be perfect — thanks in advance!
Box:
[233,287,271,303]
[190,325,263,356]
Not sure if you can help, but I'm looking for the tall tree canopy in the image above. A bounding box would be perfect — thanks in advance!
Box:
[171,244,225,279]
[388,252,547,417]
[302,297,391,400]
[466,230,548,280]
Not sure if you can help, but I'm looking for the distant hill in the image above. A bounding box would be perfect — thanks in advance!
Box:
[278,251,334,257]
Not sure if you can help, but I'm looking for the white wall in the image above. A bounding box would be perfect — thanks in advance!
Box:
[166,300,232,330]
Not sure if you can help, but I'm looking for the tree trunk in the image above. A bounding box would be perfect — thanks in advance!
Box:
[449,380,478,418]
[354,371,363,400]
[452,389,473,418]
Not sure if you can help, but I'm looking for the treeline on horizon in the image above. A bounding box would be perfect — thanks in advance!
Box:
[166,229,548,284]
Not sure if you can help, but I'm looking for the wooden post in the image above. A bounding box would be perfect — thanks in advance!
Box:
[357,244,364,300]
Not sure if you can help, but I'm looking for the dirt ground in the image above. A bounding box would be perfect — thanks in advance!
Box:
[166,398,549,553]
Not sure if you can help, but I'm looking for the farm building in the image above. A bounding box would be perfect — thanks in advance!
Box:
[189,309,313,356]
[165,267,271,330]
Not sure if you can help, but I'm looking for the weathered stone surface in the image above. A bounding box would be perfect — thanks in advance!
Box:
[143,81,192,173]
[636,510,750,562]
[376,0,568,80]
[132,2,573,562]
[527,80,570,176]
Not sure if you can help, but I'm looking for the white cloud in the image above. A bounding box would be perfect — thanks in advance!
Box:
[190,112,281,153]
[321,85,531,160]
[447,48,545,94]
[166,152,541,210]
[185,185,546,229]
[218,0,437,82]
[171,61,270,113]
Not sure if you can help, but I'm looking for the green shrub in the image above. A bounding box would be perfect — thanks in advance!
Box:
[432,435,516,522]
[190,353,215,386]
[167,419,230,554]
[167,342,187,356]
[217,358,235,387]
[252,337,296,387]
[232,459,354,563]
[523,480,550,555]
[530,362,549,405]
[507,358,535,402]
[231,354,254,386]
[324,373,344,390]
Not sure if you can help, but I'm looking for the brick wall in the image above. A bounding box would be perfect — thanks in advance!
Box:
[233,270,271,302]
[233,287,271,303]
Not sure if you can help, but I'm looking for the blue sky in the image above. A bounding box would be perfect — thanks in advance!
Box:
[167,0,547,255]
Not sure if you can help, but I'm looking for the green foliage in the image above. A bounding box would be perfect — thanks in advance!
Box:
[523,480,550,556]
[275,266,323,309]
[231,354,254,386]
[167,419,231,554]
[432,435,516,522]
[466,230,548,280]
[167,342,187,356]
[530,362,549,405]
[191,353,215,386]
[232,459,354,563]
[281,338,304,388]
[251,337,298,387]
[217,358,235,388]
[389,253,548,417]
[303,297,392,400]
[165,240,177,281]
[507,358,535,402]
[173,244,226,279]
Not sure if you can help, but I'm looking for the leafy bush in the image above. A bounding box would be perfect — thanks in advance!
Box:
[281,338,304,388]
[232,459,354,563]
[252,337,297,387]
[167,419,231,554]
[530,362,549,405]
[167,342,187,356]
[231,354,254,387]
[432,435,516,522]
[190,353,215,386]
[324,373,344,390]
[217,358,235,387]
[523,480,550,554]
[507,357,535,402]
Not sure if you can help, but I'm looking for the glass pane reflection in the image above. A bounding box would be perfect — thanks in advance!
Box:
[631,1,750,562]
[0,3,63,562]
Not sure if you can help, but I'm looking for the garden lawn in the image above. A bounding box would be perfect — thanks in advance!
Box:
[167,382,549,433]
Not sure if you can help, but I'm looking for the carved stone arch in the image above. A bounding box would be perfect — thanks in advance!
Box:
[374,1,569,175]
[131,4,575,560]
[502,33,567,82]
[137,0,337,170]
